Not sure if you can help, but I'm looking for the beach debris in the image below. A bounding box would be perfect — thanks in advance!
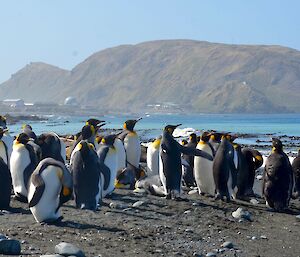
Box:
[132,200,146,208]
[221,241,234,249]
[0,235,21,255]
[232,208,252,221]
[55,242,85,257]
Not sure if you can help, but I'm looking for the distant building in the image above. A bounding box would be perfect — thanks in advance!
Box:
[64,96,78,106]
[2,99,25,108]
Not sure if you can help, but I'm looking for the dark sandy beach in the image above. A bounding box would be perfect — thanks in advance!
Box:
[1,185,300,257]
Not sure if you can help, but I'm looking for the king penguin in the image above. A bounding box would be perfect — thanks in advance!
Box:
[263,138,293,211]
[160,124,213,199]
[182,133,198,187]
[236,147,263,199]
[28,158,73,223]
[0,127,12,210]
[10,133,39,202]
[117,118,143,185]
[97,134,118,198]
[213,134,237,202]
[194,132,215,196]
[146,136,162,176]
[292,149,300,198]
[70,140,102,210]
[0,115,14,167]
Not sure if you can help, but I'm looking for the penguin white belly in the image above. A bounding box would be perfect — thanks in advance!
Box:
[194,143,215,196]
[2,133,13,166]
[233,149,239,170]
[158,149,167,195]
[114,139,126,172]
[103,148,118,196]
[124,133,141,168]
[59,138,66,163]
[28,166,62,223]
[0,141,8,165]
[147,145,159,176]
[10,146,31,197]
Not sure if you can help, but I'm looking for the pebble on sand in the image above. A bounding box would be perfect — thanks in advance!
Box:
[132,200,146,208]
[232,208,252,221]
[221,241,234,249]
[0,238,21,255]
[55,242,85,257]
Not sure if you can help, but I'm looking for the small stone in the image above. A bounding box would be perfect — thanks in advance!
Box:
[251,236,257,240]
[295,214,300,220]
[0,234,7,240]
[256,175,263,180]
[109,202,123,209]
[221,241,233,249]
[55,242,85,257]
[250,199,259,205]
[260,235,267,239]
[184,210,191,214]
[232,208,252,221]
[185,228,193,233]
[206,252,216,257]
[122,208,132,212]
[40,255,63,257]
[0,239,21,255]
[132,201,146,208]
[218,248,226,253]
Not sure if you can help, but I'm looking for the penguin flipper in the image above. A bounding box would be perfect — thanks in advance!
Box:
[28,173,45,208]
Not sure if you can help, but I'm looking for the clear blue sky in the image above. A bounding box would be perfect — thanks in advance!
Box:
[0,0,300,83]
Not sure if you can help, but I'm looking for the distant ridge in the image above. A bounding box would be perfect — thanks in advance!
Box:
[1,39,300,113]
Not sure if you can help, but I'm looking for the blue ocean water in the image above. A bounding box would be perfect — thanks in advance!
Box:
[7,113,300,141]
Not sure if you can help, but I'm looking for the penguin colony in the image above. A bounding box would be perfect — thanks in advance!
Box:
[0,114,298,224]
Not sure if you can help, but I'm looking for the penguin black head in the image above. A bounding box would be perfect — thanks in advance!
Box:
[0,127,8,139]
[200,131,211,142]
[210,132,222,143]
[16,133,30,145]
[164,124,182,135]
[22,124,33,131]
[272,138,283,152]
[81,125,93,140]
[189,133,197,143]
[86,119,106,134]
[123,118,142,132]
[226,134,237,143]
[78,141,94,158]
[181,139,188,145]
[0,116,7,129]
[101,134,117,146]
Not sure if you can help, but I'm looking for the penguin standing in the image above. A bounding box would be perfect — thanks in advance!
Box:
[71,119,105,152]
[22,124,37,141]
[117,118,143,186]
[114,137,126,175]
[146,136,161,176]
[194,132,215,196]
[97,134,118,198]
[236,148,263,198]
[28,158,73,223]
[0,115,13,166]
[182,133,197,187]
[10,133,39,202]
[160,124,213,199]
[292,149,300,198]
[0,128,12,210]
[70,141,102,210]
[213,135,237,202]
[263,138,293,211]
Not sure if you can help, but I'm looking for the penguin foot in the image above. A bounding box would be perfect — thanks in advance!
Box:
[13,194,28,203]
[165,193,172,200]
